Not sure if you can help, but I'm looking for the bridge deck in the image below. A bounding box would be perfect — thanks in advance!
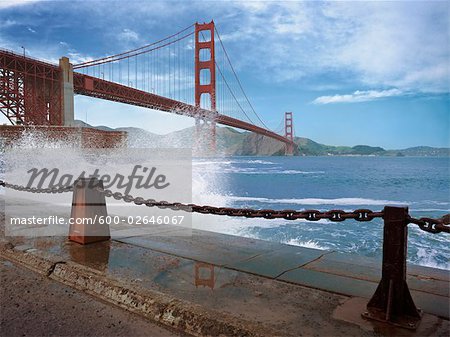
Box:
[73,73,294,145]
[1,49,294,146]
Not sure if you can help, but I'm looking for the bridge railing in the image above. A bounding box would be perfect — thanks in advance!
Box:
[1,178,448,330]
[0,48,59,67]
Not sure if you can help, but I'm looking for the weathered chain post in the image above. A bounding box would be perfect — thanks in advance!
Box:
[69,178,110,244]
[362,206,422,329]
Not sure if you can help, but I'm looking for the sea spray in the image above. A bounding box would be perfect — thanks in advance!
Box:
[2,129,449,270]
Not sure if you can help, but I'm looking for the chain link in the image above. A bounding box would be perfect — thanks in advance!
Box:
[91,185,385,222]
[407,215,450,234]
[1,179,448,234]
[0,179,73,194]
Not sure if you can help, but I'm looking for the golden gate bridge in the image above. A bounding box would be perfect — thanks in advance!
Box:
[0,21,296,154]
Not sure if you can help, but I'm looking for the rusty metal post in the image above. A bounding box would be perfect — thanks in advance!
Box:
[69,178,110,245]
[362,206,422,329]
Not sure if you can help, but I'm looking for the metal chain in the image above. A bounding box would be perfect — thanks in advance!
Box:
[1,179,448,234]
[407,215,450,234]
[0,179,73,194]
[91,185,384,222]
[91,186,449,232]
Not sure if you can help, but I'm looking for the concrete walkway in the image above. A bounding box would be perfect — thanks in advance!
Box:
[0,258,183,337]
[1,196,449,336]
[114,228,449,319]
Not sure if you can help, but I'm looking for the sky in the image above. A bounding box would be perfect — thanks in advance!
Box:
[0,0,449,149]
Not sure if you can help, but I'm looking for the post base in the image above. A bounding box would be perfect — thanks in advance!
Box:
[362,308,423,330]
[68,234,110,245]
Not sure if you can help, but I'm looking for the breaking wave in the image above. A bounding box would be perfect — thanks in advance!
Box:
[228,196,408,206]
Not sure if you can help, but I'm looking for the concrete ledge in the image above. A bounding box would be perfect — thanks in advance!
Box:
[0,244,60,276]
[0,246,279,337]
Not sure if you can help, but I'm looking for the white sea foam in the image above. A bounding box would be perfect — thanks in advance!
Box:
[411,208,450,212]
[192,160,235,166]
[191,213,336,236]
[413,247,450,270]
[244,160,276,164]
[419,201,450,206]
[280,170,325,174]
[192,159,323,175]
[236,169,325,175]
[227,196,408,206]
[282,238,329,250]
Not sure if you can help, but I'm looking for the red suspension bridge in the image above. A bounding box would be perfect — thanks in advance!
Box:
[0,21,296,154]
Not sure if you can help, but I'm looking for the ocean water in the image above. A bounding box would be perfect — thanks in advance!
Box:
[1,131,449,270]
[192,156,450,270]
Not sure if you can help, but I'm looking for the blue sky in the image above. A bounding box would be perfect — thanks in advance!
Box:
[1,0,449,149]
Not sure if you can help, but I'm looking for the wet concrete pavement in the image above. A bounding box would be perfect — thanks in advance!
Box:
[3,234,448,336]
[0,258,184,337]
[1,196,449,336]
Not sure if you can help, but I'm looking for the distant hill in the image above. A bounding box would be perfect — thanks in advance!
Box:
[74,120,449,157]
[385,146,450,157]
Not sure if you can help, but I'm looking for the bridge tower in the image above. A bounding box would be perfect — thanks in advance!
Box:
[194,21,216,154]
[59,56,75,126]
[285,111,294,155]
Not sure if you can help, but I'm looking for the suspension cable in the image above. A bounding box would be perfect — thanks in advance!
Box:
[74,23,195,68]
[214,26,270,130]
[74,31,194,69]
[199,31,255,124]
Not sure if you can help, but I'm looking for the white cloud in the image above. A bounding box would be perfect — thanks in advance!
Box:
[330,2,449,94]
[118,28,139,42]
[216,1,449,93]
[67,52,94,65]
[312,89,403,104]
[0,19,16,27]
[0,0,40,10]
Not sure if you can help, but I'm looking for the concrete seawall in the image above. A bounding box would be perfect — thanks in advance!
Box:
[0,125,127,148]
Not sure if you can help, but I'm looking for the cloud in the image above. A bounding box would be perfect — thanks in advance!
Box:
[330,2,449,94]
[214,1,449,93]
[2,1,447,95]
[0,19,16,27]
[312,89,403,104]
[0,0,40,10]
[118,28,139,42]
[67,52,94,65]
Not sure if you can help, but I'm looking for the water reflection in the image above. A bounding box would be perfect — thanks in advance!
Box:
[68,240,111,271]
[194,262,215,289]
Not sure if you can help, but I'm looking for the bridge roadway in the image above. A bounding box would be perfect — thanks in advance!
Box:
[73,73,294,146]
[1,50,295,147]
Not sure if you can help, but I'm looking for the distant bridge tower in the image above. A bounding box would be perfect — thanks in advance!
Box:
[285,111,294,155]
[194,21,216,154]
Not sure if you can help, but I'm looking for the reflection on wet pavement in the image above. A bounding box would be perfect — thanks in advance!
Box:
[195,262,215,289]
[1,196,449,336]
